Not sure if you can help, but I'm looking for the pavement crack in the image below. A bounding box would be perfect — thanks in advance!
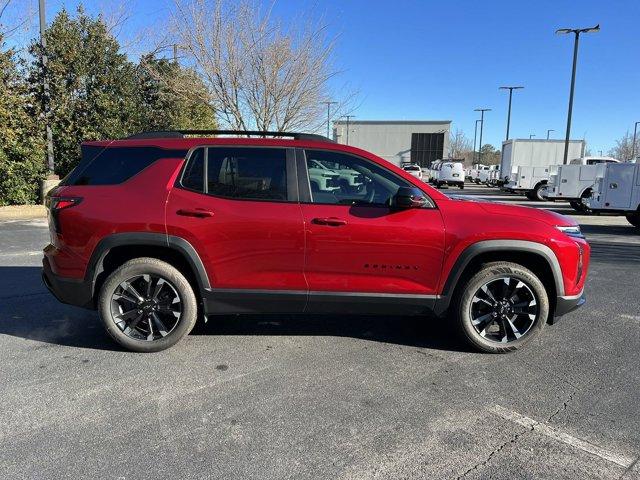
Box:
[455,422,533,479]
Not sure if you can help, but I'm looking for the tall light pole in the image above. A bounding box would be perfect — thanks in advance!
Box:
[556,24,600,164]
[473,119,481,163]
[499,86,524,141]
[546,129,555,140]
[474,108,491,163]
[529,134,536,139]
[321,101,338,139]
[632,121,640,160]
[39,0,55,175]
[342,115,355,145]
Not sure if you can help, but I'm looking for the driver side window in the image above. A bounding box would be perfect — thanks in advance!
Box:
[304,150,412,206]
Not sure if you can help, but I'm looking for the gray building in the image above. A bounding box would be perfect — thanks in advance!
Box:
[332,120,451,167]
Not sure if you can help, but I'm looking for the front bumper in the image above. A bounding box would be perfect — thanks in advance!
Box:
[42,256,94,309]
[554,290,586,318]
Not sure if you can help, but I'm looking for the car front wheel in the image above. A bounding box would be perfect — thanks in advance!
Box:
[98,257,198,352]
[453,262,549,353]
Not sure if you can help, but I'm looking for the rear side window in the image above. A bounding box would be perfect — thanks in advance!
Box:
[178,147,286,201]
[62,146,188,186]
[181,148,205,192]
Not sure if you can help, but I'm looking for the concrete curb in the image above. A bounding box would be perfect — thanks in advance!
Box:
[0,205,47,221]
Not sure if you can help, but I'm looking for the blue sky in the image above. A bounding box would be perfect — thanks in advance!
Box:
[4,0,639,153]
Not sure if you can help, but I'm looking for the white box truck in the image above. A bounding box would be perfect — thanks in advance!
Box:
[585,162,640,229]
[501,139,586,200]
[547,157,619,211]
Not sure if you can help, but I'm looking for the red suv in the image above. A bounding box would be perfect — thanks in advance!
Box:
[43,130,589,353]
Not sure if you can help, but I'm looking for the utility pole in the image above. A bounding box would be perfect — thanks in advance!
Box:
[343,115,355,145]
[529,134,536,139]
[474,109,491,163]
[632,121,639,161]
[39,0,55,175]
[173,44,178,64]
[321,101,338,139]
[556,24,600,164]
[499,86,523,141]
[546,129,555,140]
[473,119,481,163]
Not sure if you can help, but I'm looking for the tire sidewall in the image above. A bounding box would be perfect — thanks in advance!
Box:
[98,259,198,352]
[456,263,549,353]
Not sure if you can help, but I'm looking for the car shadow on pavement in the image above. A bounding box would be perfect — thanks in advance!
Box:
[0,266,120,351]
[192,312,470,353]
[0,266,469,353]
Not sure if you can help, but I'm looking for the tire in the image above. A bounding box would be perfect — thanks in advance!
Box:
[569,200,587,212]
[98,257,198,352]
[459,183,465,190]
[452,261,549,353]
[525,191,536,200]
[626,214,640,229]
[534,183,548,201]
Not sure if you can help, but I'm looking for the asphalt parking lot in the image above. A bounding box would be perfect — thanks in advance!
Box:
[1,185,639,480]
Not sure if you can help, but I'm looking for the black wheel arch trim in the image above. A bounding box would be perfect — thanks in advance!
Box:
[86,232,210,301]
[434,240,564,315]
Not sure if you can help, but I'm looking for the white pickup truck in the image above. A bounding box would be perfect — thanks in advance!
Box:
[585,162,640,229]
[547,157,619,211]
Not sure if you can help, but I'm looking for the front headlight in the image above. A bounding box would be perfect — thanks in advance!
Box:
[556,225,584,239]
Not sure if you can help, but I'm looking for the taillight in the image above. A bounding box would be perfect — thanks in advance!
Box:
[51,197,82,210]
[48,196,82,234]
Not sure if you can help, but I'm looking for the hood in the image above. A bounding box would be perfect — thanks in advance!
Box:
[449,195,576,227]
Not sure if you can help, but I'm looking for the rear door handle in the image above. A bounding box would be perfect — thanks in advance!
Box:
[312,217,347,226]
[176,208,214,218]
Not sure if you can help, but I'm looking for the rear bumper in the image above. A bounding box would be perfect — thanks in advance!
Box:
[42,256,94,309]
[554,290,586,318]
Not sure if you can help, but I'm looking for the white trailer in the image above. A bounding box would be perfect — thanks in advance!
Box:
[585,162,640,229]
[547,157,619,211]
[501,139,586,200]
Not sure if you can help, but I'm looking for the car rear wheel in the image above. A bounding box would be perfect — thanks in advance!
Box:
[453,262,549,353]
[98,257,198,352]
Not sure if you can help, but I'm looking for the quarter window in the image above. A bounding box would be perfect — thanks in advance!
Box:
[305,150,413,206]
[181,148,205,192]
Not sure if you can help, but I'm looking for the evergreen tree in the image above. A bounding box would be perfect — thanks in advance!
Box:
[136,55,216,132]
[0,34,46,205]
[28,6,139,177]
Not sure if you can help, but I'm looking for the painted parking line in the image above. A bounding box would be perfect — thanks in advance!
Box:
[489,404,636,469]
[0,251,42,258]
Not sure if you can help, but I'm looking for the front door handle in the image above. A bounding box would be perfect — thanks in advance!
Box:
[176,208,214,218]
[312,217,347,226]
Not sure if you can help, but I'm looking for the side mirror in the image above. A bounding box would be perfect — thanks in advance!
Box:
[392,187,429,209]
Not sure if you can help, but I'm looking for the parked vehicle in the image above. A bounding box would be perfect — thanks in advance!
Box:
[435,161,465,189]
[428,160,442,183]
[469,164,490,184]
[584,162,640,228]
[501,139,586,200]
[402,163,424,181]
[313,157,366,192]
[479,165,500,185]
[43,130,589,353]
[547,157,620,211]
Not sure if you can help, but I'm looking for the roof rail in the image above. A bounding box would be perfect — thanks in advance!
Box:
[126,130,334,143]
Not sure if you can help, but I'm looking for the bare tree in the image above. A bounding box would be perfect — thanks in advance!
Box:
[169,0,351,132]
[608,131,638,161]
